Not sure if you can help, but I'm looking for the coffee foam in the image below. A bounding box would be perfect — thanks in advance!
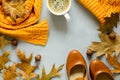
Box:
[48,0,69,13]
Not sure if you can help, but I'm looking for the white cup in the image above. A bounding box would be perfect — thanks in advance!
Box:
[47,0,71,22]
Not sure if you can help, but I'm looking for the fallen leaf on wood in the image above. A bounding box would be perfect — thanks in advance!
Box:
[37,64,64,80]
[88,32,120,57]
[106,53,120,73]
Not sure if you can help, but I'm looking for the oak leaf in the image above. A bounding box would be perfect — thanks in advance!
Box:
[88,32,120,57]
[16,49,38,80]
[99,13,119,34]
[3,63,17,80]
[0,52,10,70]
[37,64,64,80]
[106,53,120,73]
[0,35,10,52]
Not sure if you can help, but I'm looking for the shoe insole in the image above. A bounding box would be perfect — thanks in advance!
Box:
[96,73,113,80]
[70,73,84,80]
[70,65,85,80]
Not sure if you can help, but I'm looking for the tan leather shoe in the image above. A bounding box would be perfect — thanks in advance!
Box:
[66,50,88,80]
[90,59,114,80]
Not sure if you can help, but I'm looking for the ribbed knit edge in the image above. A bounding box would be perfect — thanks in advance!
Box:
[77,0,120,24]
[0,20,48,46]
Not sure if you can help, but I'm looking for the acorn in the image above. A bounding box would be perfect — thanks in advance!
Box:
[109,32,116,40]
[86,49,94,56]
[11,39,18,46]
[35,54,41,62]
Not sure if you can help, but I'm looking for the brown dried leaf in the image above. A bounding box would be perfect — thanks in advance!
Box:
[3,63,17,80]
[106,53,120,73]
[37,64,64,80]
[18,70,38,80]
[2,0,29,22]
[0,52,10,70]
[17,49,38,80]
[88,32,120,57]
[99,13,119,34]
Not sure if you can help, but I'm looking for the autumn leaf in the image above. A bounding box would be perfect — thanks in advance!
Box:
[2,0,29,22]
[0,52,10,70]
[106,53,120,73]
[98,13,119,34]
[16,49,38,80]
[37,64,64,80]
[3,63,17,80]
[0,35,10,52]
[0,49,64,80]
[88,32,120,57]
[0,48,64,80]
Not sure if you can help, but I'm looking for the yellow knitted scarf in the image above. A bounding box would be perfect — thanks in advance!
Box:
[0,0,48,45]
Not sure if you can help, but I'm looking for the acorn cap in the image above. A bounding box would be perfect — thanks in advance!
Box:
[77,0,120,24]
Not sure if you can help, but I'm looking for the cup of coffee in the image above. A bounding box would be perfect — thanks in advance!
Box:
[47,0,71,22]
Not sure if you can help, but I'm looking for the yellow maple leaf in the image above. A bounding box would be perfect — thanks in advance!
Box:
[3,63,17,80]
[16,49,38,80]
[88,32,120,57]
[37,64,64,80]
